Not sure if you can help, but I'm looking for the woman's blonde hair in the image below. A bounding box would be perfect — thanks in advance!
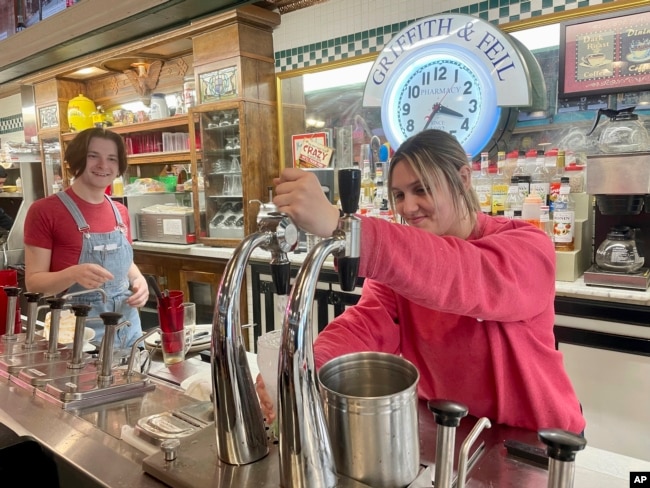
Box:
[387,129,480,228]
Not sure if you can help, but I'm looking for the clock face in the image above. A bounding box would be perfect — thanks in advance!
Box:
[381,50,501,158]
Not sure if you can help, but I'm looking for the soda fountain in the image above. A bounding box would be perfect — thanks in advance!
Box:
[277,167,361,488]
[211,208,299,465]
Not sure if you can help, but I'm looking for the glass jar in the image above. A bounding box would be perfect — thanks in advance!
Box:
[564,164,585,193]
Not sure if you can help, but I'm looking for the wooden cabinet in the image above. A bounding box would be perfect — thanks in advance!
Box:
[178,258,227,326]
[190,101,276,246]
[189,9,280,247]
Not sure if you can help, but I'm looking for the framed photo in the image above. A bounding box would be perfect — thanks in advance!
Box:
[291,132,329,168]
[559,7,650,97]
[38,104,59,130]
[198,66,238,103]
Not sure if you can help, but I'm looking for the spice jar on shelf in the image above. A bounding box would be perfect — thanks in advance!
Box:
[565,164,585,193]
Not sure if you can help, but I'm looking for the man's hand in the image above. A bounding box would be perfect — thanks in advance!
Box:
[73,263,114,290]
[126,274,149,308]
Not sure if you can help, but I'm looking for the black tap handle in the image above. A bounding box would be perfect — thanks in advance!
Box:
[71,304,93,317]
[99,312,123,326]
[23,292,42,303]
[271,261,292,296]
[538,429,587,463]
[337,258,359,292]
[338,168,361,214]
[46,297,67,309]
[428,399,469,427]
[3,286,20,297]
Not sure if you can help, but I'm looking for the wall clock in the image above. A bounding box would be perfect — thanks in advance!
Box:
[364,14,543,158]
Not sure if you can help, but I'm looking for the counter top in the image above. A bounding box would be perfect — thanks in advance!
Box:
[133,242,650,307]
[1,355,648,488]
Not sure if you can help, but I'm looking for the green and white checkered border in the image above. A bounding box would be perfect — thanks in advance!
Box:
[0,114,23,135]
[275,0,612,71]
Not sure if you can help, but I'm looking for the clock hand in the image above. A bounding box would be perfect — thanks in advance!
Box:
[423,103,441,130]
[437,104,464,117]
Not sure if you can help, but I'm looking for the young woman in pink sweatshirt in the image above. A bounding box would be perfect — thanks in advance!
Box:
[260,129,585,434]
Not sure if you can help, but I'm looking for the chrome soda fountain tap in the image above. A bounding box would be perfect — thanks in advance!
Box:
[1,286,21,342]
[41,288,105,358]
[539,429,587,488]
[44,297,67,358]
[68,304,93,369]
[428,399,492,488]
[429,399,469,488]
[22,292,43,350]
[277,168,361,488]
[97,312,130,386]
[211,207,298,465]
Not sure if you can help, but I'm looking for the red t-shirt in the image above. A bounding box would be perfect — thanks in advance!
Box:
[24,189,132,273]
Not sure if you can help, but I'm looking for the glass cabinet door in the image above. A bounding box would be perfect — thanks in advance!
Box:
[41,137,63,196]
[198,107,244,241]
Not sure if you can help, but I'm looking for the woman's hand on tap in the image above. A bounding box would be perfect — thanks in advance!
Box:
[255,374,276,424]
[274,168,340,238]
[74,263,114,290]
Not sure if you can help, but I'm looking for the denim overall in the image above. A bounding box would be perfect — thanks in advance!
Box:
[56,192,141,348]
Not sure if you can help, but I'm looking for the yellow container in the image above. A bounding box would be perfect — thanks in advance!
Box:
[67,94,96,132]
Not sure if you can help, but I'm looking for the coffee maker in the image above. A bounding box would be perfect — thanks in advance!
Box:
[583,151,650,289]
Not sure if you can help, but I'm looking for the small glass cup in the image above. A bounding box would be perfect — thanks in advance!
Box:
[161,328,193,365]
[183,302,196,336]
[257,329,282,433]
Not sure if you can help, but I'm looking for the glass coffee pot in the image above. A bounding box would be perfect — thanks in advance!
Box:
[595,226,644,273]
[587,106,650,154]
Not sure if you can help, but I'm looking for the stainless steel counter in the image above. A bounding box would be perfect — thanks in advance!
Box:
[1,354,647,488]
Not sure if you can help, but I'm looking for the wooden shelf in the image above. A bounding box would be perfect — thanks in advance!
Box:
[127,151,195,165]
[60,115,197,142]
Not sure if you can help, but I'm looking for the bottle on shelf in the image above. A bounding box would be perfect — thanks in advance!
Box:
[522,192,543,230]
[544,148,558,179]
[553,176,576,251]
[530,149,550,206]
[372,164,394,222]
[474,152,492,215]
[112,176,124,197]
[524,148,538,175]
[491,151,508,216]
[549,149,566,216]
[359,157,375,215]
[504,177,523,219]
[504,149,519,182]
[371,162,385,218]
[512,150,530,198]
[540,204,553,240]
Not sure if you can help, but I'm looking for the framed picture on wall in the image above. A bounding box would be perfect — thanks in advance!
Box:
[38,104,59,130]
[559,7,650,97]
[198,66,238,103]
[291,132,329,168]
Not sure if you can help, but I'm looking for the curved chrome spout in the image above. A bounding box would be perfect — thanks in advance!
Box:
[212,213,298,466]
[277,236,347,488]
[278,168,361,488]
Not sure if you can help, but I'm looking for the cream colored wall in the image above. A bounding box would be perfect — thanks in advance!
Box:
[272,0,607,54]
[0,93,24,145]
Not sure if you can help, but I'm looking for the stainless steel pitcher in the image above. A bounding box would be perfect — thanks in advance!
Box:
[318,352,420,488]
